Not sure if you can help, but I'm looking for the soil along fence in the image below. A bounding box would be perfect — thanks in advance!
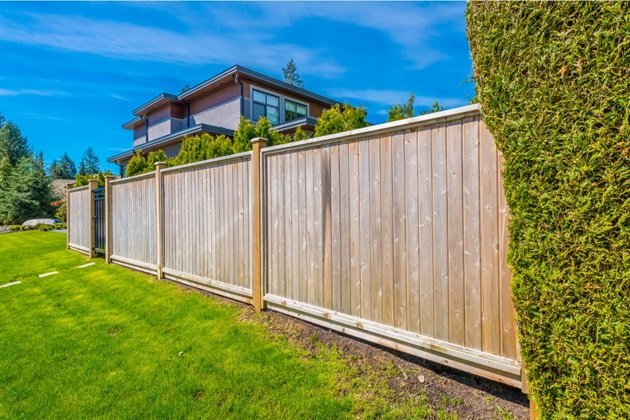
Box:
[67,104,522,389]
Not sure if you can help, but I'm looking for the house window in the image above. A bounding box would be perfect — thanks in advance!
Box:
[253,89,279,125]
[285,99,307,122]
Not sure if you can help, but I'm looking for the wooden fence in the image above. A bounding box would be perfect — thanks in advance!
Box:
[67,184,92,255]
[67,104,523,389]
[161,153,253,303]
[109,172,157,274]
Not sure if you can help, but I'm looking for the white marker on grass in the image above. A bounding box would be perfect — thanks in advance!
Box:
[0,281,21,289]
[38,271,58,278]
[76,263,95,269]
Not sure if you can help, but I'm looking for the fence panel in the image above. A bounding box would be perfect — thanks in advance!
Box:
[110,173,157,274]
[161,153,253,303]
[262,106,521,387]
[68,186,91,254]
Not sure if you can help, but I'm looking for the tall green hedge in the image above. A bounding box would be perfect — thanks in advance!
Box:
[467,2,629,417]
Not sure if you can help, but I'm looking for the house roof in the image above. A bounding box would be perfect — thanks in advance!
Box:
[273,116,318,133]
[129,65,338,119]
[133,93,179,117]
[108,124,234,163]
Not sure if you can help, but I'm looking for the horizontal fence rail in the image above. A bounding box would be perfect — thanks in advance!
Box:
[67,104,523,390]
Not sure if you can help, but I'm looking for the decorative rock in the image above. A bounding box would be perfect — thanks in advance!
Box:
[22,218,60,228]
[418,374,426,384]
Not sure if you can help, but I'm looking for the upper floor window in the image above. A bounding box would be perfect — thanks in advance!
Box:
[253,89,279,125]
[285,99,307,122]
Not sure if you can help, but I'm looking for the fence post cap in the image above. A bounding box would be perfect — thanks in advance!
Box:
[251,137,268,145]
[87,178,99,186]
[154,161,167,169]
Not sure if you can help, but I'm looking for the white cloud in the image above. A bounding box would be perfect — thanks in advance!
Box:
[0,88,70,97]
[19,112,67,121]
[198,2,464,69]
[0,12,345,78]
[328,88,467,108]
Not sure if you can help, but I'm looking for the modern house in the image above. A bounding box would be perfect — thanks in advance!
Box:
[108,65,338,173]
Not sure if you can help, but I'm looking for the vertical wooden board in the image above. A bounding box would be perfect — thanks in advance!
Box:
[369,136,383,324]
[235,164,240,283]
[338,142,351,315]
[277,155,286,297]
[322,146,333,309]
[404,131,420,333]
[290,152,300,300]
[358,139,371,320]
[463,117,482,350]
[284,152,292,298]
[329,144,342,311]
[348,140,362,317]
[210,167,217,279]
[380,135,395,327]
[498,152,517,360]
[447,121,465,346]
[313,147,324,308]
[432,123,449,341]
[298,151,307,302]
[229,164,236,284]
[479,119,501,356]
[221,165,226,280]
[269,156,278,295]
[392,133,408,331]
[305,148,315,305]
[418,127,435,337]
[245,160,251,288]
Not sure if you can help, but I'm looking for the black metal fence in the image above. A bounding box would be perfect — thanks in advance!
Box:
[92,187,105,254]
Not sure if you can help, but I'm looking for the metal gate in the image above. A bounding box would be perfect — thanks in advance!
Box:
[92,187,105,254]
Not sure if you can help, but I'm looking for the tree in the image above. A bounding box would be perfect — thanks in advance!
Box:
[468,2,628,416]
[0,120,31,165]
[282,59,304,88]
[125,151,151,177]
[49,152,76,179]
[420,101,444,115]
[387,93,416,122]
[0,156,52,224]
[79,147,100,175]
[314,104,369,137]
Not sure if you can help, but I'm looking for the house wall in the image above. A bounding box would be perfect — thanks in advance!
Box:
[133,126,146,147]
[147,105,172,141]
[188,84,241,130]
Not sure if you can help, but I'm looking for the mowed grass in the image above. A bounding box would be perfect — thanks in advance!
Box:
[0,232,433,419]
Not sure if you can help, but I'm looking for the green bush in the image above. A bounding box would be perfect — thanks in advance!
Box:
[8,224,22,231]
[314,104,368,137]
[467,2,629,417]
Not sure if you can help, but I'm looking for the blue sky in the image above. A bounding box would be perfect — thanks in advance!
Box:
[0,1,474,172]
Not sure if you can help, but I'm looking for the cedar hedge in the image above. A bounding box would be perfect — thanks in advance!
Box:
[467,2,629,417]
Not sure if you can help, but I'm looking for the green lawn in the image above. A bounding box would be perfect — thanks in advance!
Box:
[0,231,434,419]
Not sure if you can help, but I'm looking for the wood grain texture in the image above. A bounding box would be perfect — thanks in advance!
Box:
[162,155,253,295]
[68,186,91,251]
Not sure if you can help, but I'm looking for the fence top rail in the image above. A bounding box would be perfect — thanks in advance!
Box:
[161,151,252,175]
[110,171,156,185]
[261,103,481,156]
[68,185,89,193]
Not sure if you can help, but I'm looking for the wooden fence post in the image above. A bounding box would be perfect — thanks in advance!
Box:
[65,184,72,250]
[87,179,98,259]
[155,162,166,279]
[104,175,115,264]
[251,137,267,313]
